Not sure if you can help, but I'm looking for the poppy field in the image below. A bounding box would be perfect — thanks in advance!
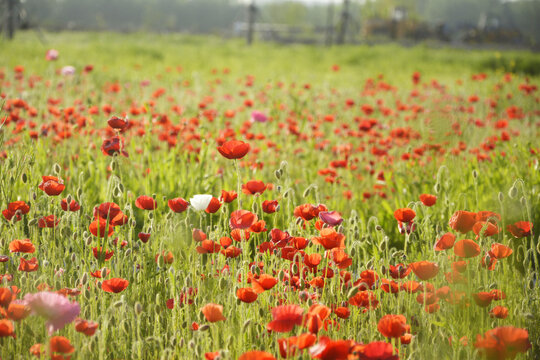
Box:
[0,32,539,359]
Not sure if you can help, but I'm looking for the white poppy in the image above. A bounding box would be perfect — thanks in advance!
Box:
[189,194,212,211]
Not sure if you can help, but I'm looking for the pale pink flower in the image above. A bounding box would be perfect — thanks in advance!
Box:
[24,292,80,335]
[45,49,59,61]
[319,211,343,226]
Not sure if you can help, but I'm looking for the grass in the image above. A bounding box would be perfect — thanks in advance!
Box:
[0,31,538,359]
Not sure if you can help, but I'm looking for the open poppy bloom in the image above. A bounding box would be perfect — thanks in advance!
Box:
[473,221,499,237]
[394,208,416,223]
[267,304,304,333]
[165,197,187,213]
[19,257,39,272]
[506,221,532,238]
[135,195,157,210]
[93,202,128,226]
[262,200,279,213]
[236,288,258,303]
[242,180,266,195]
[9,239,35,253]
[0,319,15,338]
[2,201,30,222]
[38,215,60,228]
[205,197,222,213]
[319,211,343,226]
[201,303,226,323]
[230,210,257,230]
[434,232,456,251]
[489,243,513,259]
[356,341,399,360]
[89,219,114,238]
[101,278,129,293]
[23,292,80,335]
[294,203,327,221]
[419,194,437,206]
[61,198,80,212]
[449,211,477,233]
[378,314,408,338]
[74,318,99,336]
[309,336,353,360]
[101,136,128,157]
[312,228,345,250]
[238,351,275,360]
[474,326,531,359]
[220,190,237,203]
[50,336,75,355]
[409,261,439,280]
[454,239,481,258]
[217,139,250,159]
[38,176,65,196]
[107,116,128,130]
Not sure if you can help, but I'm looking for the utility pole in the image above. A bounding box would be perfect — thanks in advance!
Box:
[7,0,17,40]
[247,0,256,46]
[325,1,334,47]
[336,0,350,45]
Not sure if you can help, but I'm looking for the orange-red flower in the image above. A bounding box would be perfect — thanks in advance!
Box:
[220,190,237,203]
[168,197,189,213]
[38,215,60,228]
[489,243,513,259]
[50,336,75,354]
[201,303,226,323]
[449,210,476,233]
[474,326,531,359]
[236,288,258,303]
[19,257,39,272]
[230,210,257,230]
[309,337,352,360]
[490,306,508,319]
[251,274,278,294]
[135,195,157,210]
[93,202,128,226]
[378,314,408,338]
[38,176,65,196]
[409,261,439,280]
[262,200,279,213]
[107,116,128,130]
[267,304,304,333]
[434,232,456,251]
[61,199,80,212]
[295,203,327,221]
[89,218,114,238]
[0,319,15,338]
[473,221,499,237]
[217,140,250,159]
[454,239,481,258]
[238,351,275,360]
[74,318,99,336]
[312,228,345,250]
[506,221,532,238]
[2,201,30,222]
[419,194,437,206]
[394,208,416,223]
[9,239,35,253]
[101,278,128,293]
[7,301,30,321]
[242,180,266,195]
[205,197,222,213]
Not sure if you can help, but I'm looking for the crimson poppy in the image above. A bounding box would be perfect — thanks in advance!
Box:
[309,337,352,360]
[89,218,114,238]
[205,197,222,213]
[217,140,250,159]
[506,221,532,238]
[138,232,151,243]
[378,314,408,338]
[93,202,128,226]
[242,180,266,195]
[357,341,399,360]
[38,176,65,196]
[267,304,304,333]
[38,215,59,228]
[220,190,237,203]
[168,197,189,213]
[135,195,157,210]
[2,201,30,222]
[101,278,129,293]
[236,288,258,303]
[394,208,416,223]
[101,136,128,157]
[60,198,80,212]
[262,200,279,213]
[107,116,128,130]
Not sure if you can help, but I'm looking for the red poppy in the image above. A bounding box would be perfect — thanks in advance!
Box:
[217,140,250,159]
[448,211,477,233]
[38,176,65,196]
[101,136,128,157]
[334,307,350,319]
[419,194,437,206]
[50,336,75,354]
[238,351,275,360]
[220,190,237,203]
[357,341,399,360]
[236,288,258,303]
[506,221,532,238]
[102,278,129,293]
[89,218,114,238]
[387,264,411,279]
[294,203,327,221]
[195,240,221,254]
[262,200,279,213]
[378,314,408,338]
[409,261,439,280]
[434,232,456,251]
[9,239,35,253]
[242,180,266,195]
[2,201,30,222]
[473,292,493,307]
[490,306,508,319]
[192,229,207,242]
[6,301,30,321]
[201,303,226,323]
[489,243,512,259]
[474,326,531,359]
[394,208,416,223]
[93,247,114,261]
[168,197,189,213]
[309,337,352,360]
[312,228,345,250]
[74,318,99,336]
[93,202,128,226]
[107,116,128,130]
[18,257,39,272]
[267,304,304,333]
[251,274,278,293]
[230,210,257,230]
[61,199,80,212]
[249,220,267,233]
[0,319,15,338]
[205,197,222,214]
[138,232,151,243]
[135,195,157,210]
[454,239,481,258]
[38,215,59,228]
[473,221,499,237]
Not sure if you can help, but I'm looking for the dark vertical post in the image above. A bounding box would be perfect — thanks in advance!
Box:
[337,0,350,45]
[247,0,256,46]
[325,1,334,46]
[7,0,17,39]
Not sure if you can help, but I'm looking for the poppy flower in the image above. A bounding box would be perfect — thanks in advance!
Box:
[217,140,250,159]
[267,304,304,333]
[236,288,258,303]
[357,341,399,360]
[242,180,266,195]
[249,220,267,233]
[262,200,279,213]
[490,306,509,319]
[138,232,151,243]
[334,307,350,319]
[93,202,128,226]
[506,221,532,238]
[168,197,189,213]
[230,210,257,230]
[107,116,128,130]
[101,278,129,293]
[24,292,80,335]
[489,243,512,259]
[319,211,343,226]
[89,219,114,238]
[454,239,481,258]
[409,261,439,280]
[50,336,75,354]
[74,318,99,336]
[419,194,437,206]
[9,239,35,253]
[220,190,237,203]
[2,201,30,222]
[101,136,128,157]
[378,314,408,338]
[312,228,345,250]
[60,199,80,212]
[434,232,456,251]
[394,208,416,223]
[6,301,30,321]
[474,326,531,359]
[309,337,352,360]
[239,351,275,360]
[38,215,59,228]
[251,274,278,294]
[0,287,14,308]
[135,195,157,210]
[449,211,477,233]
[387,264,411,279]
[0,319,15,338]
[201,303,226,323]
[294,203,327,221]
[196,240,221,254]
[205,197,222,213]
[190,194,213,211]
[473,292,493,307]
[473,221,499,237]
[19,257,39,272]
[38,176,65,196]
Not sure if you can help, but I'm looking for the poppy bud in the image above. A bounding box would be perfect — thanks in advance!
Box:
[199,324,210,331]
[276,185,282,193]
[32,191,37,200]
[77,187,83,198]
[122,321,130,334]
[71,253,76,263]
[303,187,311,198]
[53,163,61,174]
[434,183,441,194]
[278,270,285,281]
[218,277,227,290]
[472,169,478,179]
[84,288,90,299]
[28,218,38,226]
[114,300,124,308]
[274,170,281,180]
[520,197,527,206]
[110,160,117,171]
[498,192,504,202]
[243,319,251,330]
[134,302,143,315]
[508,185,518,199]
[375,225,382,231]
[21,173,27,183]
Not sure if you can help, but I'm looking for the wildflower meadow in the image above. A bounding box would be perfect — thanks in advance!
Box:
[0,32,539,359]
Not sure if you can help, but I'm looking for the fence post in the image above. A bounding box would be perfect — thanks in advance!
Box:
[337,0,350,45]
[325,1,334,46]
[7,0,17,39]
[247,0,255,46]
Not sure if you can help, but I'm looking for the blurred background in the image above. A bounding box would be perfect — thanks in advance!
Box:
[1,0,539,49]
